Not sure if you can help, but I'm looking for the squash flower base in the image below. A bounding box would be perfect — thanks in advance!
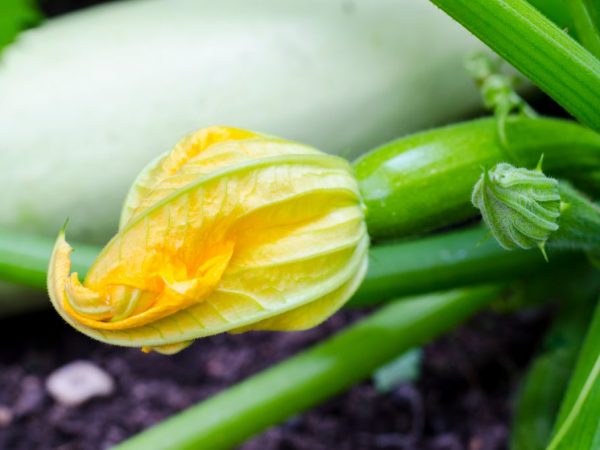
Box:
[47,127,369,354]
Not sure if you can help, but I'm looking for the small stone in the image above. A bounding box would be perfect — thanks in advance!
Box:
[46,360,115,407]
[0,406,13,427]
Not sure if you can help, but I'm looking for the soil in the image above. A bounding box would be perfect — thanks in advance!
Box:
[0,306,549,450]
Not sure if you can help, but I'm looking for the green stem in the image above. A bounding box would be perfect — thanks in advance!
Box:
[114,285,502,450]
[352,225,569,306]
[429,0,600,132]
[550,182,600,251]
[0,227,97,290]
[569,0,600,58]
[0,225,574,311]
[355,116,600,239]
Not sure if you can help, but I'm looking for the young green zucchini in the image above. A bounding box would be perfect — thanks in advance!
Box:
[355,116,600,239]
[0,0,483,244]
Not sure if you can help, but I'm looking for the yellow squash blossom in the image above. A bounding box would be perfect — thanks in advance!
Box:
[48,126,368,354]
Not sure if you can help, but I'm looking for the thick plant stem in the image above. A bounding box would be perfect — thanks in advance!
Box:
[0,225,574,312]
[114,285,502,450]
[0,227,97,290]
[354,117,600,239]
[351,225,570,306]
[429,0,600,132]
[550,182,600,251]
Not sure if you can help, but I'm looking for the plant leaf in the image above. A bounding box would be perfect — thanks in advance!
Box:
[547,297,600,449]
[511,267,600,450]
[430,0,600,132]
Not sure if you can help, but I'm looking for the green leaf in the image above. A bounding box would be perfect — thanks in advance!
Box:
[429,0,600,132]
[513,352,578,450]
[547,297,600,449]
[373,348,422,392]
[511,268,600,450]
[0,0,40,53]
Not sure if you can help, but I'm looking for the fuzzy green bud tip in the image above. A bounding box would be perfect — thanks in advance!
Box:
[471,160,561,254]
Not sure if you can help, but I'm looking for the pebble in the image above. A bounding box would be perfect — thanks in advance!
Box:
[46,360,115,407]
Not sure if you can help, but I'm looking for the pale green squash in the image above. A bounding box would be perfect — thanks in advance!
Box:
[0,0,483,244]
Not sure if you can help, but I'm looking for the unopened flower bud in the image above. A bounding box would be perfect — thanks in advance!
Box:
[471,160,561,256]
[48,126,368,354]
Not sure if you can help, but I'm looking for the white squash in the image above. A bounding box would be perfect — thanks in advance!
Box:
[0,0,483,244]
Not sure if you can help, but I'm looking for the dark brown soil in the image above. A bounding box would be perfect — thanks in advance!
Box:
[0,305,549,450]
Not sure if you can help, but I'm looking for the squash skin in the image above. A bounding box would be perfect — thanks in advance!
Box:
[0,0,482,243]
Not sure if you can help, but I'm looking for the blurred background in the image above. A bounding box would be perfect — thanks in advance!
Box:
[0,1,563,449]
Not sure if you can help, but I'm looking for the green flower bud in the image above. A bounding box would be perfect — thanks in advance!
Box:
[471,160,561,256]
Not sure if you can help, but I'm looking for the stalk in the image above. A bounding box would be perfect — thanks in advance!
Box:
[550,182,600,251]
[355,116,600,239]
[0,227,97,290]
[429,0,600,131]
[0,225,574,312]
[351,225,570,306]
[114,285,502,450]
